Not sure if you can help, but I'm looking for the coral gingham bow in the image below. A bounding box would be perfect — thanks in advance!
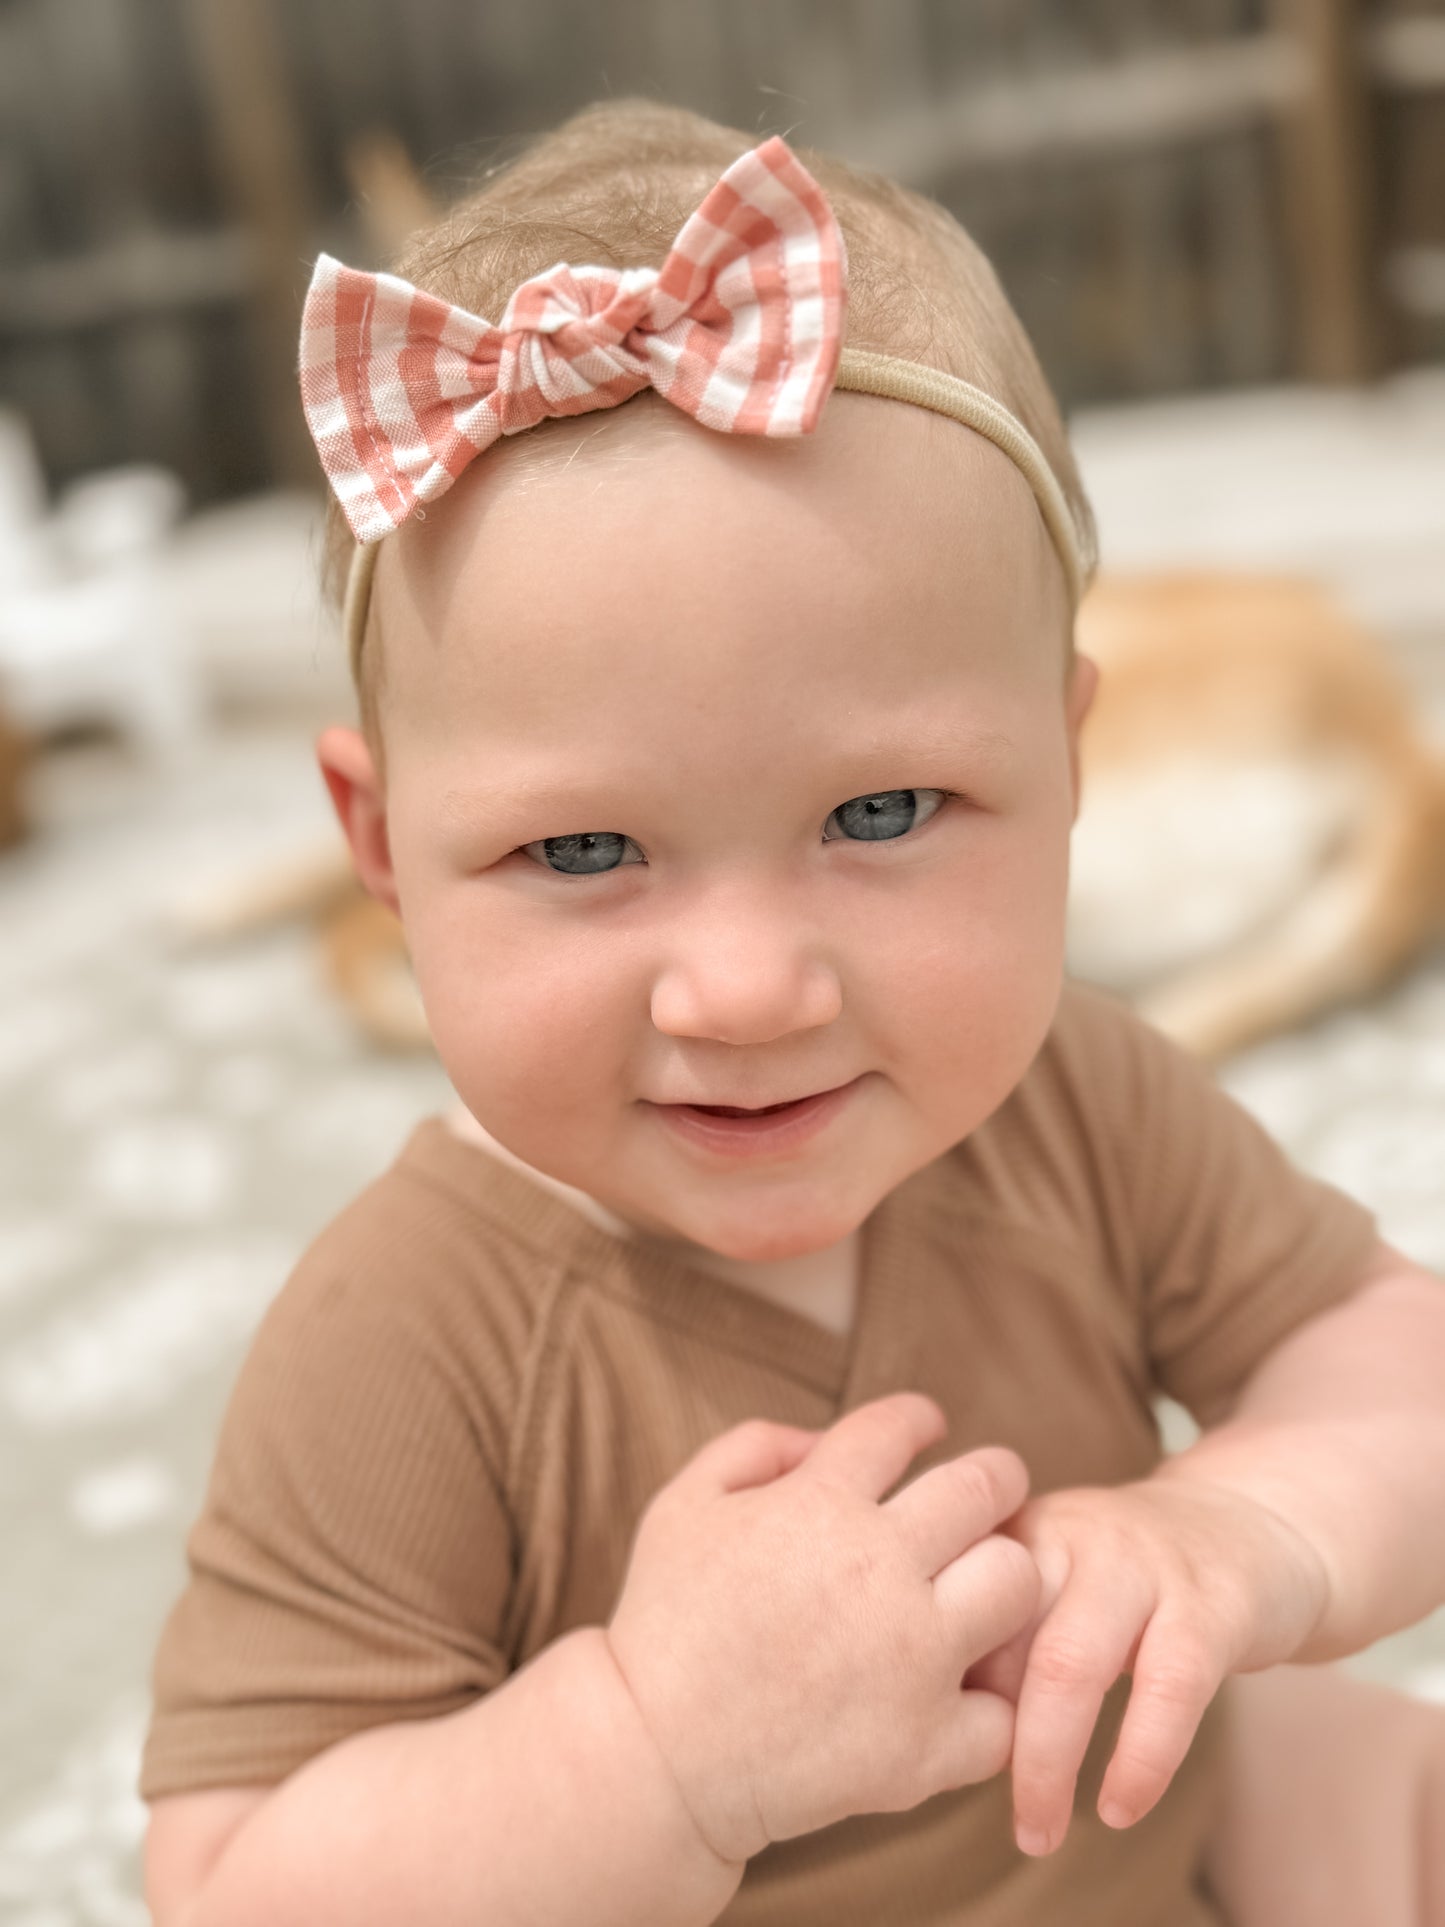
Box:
[298,136,848,544]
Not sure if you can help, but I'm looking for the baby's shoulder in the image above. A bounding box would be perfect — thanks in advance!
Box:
[1023,976,1214,1131]
[952,978,1225,1263]
[248,1117,561,1404]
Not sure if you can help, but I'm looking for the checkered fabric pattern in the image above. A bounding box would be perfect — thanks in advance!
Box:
[299,136,848,544]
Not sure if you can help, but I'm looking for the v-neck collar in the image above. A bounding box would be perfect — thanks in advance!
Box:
[398,1116,941,1406]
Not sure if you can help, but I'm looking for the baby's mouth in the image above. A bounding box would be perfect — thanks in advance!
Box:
[652,1079,863,1156]
[689,1100,803,1117]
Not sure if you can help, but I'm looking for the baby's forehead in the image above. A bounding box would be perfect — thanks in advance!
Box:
[371,391,1063,723]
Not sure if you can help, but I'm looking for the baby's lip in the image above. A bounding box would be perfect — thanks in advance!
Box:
[652,1080,851,1112]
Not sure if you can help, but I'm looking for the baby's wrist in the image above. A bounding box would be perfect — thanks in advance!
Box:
[570,1626,752,1881]
[1147,1459,1340,1661]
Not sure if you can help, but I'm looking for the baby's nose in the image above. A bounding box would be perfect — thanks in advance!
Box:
[648,905,843,1046]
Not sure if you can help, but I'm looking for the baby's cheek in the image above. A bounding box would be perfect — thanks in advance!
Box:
[925,826,1066,983]
[891,862,1065,1112]
[911,963,1057,1132]
[418,922,620,1113]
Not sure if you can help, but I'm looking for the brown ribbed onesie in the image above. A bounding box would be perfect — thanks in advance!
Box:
[140,980,1378,1924]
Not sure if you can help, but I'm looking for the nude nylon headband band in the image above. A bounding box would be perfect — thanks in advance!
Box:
[835,348,1092,607]
[341,350,1094,679]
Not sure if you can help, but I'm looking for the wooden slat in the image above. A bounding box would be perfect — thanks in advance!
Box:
[0,230,253,333]
[185,0,318,487]
[1201,128,1286,383]
[109,314,206,482]
[1267,0,1384,381]
[8,337,110,477]
[848,33,1308,179]
[35,0,150,245]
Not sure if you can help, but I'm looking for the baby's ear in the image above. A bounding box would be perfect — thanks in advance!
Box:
[315,726,400,915]
[1064,652,1100,823]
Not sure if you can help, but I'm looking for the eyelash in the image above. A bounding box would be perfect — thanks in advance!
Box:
[515,788,965,877]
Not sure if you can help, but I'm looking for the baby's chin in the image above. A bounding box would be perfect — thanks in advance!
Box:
[679,1218,850,1265]
[619,1178,874,1266]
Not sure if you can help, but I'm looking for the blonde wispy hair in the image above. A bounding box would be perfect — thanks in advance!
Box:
[318,95,1099,756]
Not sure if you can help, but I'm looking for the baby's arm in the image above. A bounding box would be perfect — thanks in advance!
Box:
[976,1238,1445,1856]
[1150,1237,1445,1655]
[153,1395,1037,1926]
[149,1626,743,1927]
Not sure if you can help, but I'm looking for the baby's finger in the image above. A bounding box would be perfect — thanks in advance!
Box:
[1010,1586,1147,1856]
[1094,1612,1223,1831]
[801,1393,949,1502]
[664,1417,824,1501]
[935,1687,1017,1792]
[961,1618,1034,1705]
[932,1532,1040,1666]
[887,1446,1030,1574]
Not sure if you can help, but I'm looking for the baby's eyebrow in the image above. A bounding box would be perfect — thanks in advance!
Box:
[439,727,1018,826]
[438,775,630,828]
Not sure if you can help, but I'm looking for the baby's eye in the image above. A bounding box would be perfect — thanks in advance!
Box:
[823,788,949,843]
[520,831,643,877]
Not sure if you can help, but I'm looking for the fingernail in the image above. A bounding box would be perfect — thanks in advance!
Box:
[1098,1800,1131,1829]
[1016,1823,1051,1856]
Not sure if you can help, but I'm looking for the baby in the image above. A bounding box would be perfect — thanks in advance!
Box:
[140,100,1445,1925]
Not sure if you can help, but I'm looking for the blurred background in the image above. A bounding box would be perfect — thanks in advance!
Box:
[2,2,1444,1918]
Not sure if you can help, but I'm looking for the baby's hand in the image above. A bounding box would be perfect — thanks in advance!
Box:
[965,1477,1332,1856]
[604,1394,1041,1866]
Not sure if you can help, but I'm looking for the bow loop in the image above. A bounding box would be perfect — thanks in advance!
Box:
[300,136,847,544]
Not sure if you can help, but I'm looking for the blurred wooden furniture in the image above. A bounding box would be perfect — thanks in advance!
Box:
[1,0,1441,506]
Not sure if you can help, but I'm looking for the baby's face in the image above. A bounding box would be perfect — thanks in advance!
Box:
[334,392,1094,1262]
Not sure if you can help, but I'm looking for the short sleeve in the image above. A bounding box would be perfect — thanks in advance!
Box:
[139,1247,515,1800]
[1070,986,1380,1421]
